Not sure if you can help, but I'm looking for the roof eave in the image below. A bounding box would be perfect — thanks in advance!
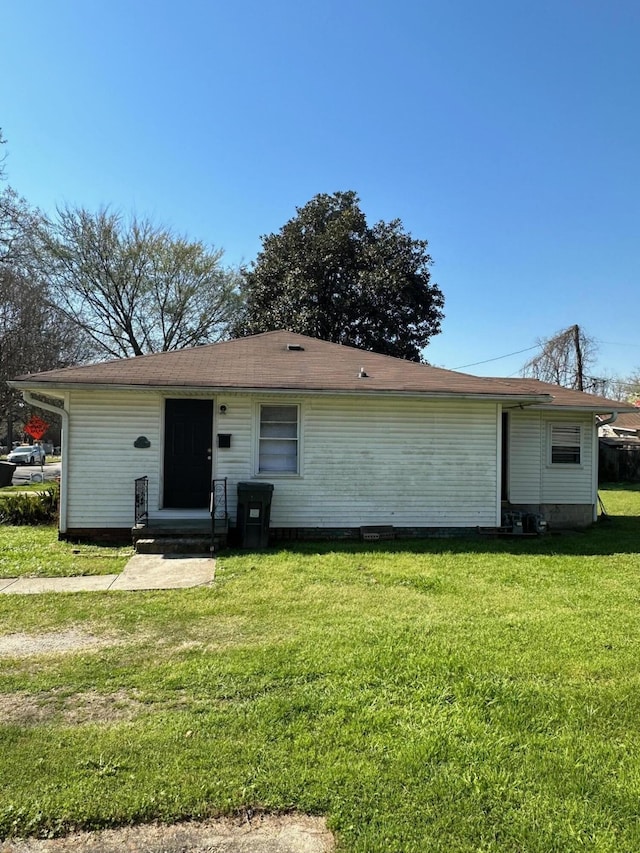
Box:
[8,378,552,405]
[532,403,638,414]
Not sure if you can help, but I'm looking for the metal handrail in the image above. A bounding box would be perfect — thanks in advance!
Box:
[210,477,228,553]
[134,476,149,527]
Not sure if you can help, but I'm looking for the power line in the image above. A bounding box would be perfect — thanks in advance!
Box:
[448,335,640,374]
[595,339,640,348]
[451,344,541,370]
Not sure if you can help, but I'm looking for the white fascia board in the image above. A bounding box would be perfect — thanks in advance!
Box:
[8,379,552,406]
[528,404,637,414]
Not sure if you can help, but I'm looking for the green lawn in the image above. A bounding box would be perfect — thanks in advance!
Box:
[0,481,59,495]
[1,484,640,851]
[0,525,133,578]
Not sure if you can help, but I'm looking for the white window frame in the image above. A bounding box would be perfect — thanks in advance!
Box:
[548,423,582,466]
[255,402,301,477]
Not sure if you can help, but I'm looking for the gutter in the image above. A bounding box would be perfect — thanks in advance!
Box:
[22,391,69,535]
[597,412,618,427]
[9,380,552,406]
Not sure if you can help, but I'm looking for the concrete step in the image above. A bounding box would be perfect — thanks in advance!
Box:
[135,536,212,555]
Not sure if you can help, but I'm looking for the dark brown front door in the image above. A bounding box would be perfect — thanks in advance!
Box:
[163,398,213,508]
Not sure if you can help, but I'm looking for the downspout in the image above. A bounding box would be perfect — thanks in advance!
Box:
[22,391,70,535]
[593,412,618,521]
[597,412,618,428]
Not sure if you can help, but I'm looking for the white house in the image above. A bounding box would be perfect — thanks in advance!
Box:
[9,331,633,543]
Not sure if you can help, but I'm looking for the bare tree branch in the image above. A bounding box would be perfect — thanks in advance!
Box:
[35,206,242,358]
[521,325,597,390]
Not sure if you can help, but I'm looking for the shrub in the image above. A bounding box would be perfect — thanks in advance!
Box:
[0,484,59,525]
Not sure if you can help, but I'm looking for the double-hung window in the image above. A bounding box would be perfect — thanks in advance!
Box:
[550,424,581,465]
[258,404,299,473]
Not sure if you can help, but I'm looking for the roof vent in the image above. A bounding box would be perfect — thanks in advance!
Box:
[287,344,305,351]
[358,367,369,378]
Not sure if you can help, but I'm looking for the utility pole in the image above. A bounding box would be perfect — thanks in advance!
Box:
[573,324,584,391]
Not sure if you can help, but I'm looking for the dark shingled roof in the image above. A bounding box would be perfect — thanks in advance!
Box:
[9,330,634,411]
[485,377,638,412]
[607,410,640,430]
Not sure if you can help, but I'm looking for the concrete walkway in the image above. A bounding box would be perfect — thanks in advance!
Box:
[0,553,215,595]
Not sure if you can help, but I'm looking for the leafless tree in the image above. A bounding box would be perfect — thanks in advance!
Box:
[615,369,640,404]
[0,134,93,445]
[1,268,88,427]
[0,189,91,445]
[521,325,597,391]
[37,206,243,359]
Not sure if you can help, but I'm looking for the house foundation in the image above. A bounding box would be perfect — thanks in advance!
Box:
[503,503,595,530]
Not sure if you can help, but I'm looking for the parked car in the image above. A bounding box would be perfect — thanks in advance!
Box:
[7,444,46,465]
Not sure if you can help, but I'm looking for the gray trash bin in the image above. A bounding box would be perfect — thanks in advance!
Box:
[236,482,274,548]
[0,461,16,487]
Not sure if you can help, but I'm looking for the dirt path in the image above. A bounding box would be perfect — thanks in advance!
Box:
[0,814,334,853]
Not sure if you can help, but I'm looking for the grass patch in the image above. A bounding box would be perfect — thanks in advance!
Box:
[1,486,640,850]
[0,482,59,495]
[599,480,640,515]
[0,525,133,578]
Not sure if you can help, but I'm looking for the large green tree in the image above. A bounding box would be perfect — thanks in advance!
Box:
[233,191,444,361]
[37,206,243,359]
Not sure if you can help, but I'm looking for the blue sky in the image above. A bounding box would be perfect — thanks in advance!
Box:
[2,0,639,380]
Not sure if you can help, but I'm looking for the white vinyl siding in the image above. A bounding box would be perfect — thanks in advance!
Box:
[215,395,500,528]
[509,410,594,504]
[66,390,162,528]
[508,411,542,503]
[213,395,252,486]
[64,390,504,531]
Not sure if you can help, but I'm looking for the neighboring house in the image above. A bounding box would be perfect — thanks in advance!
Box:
[598,410,640,441]
[8,330,635,542]
[598,409,640,483]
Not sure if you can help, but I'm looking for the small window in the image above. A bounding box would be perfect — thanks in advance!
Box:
[550,424,581,464]
[259,404,299,473]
